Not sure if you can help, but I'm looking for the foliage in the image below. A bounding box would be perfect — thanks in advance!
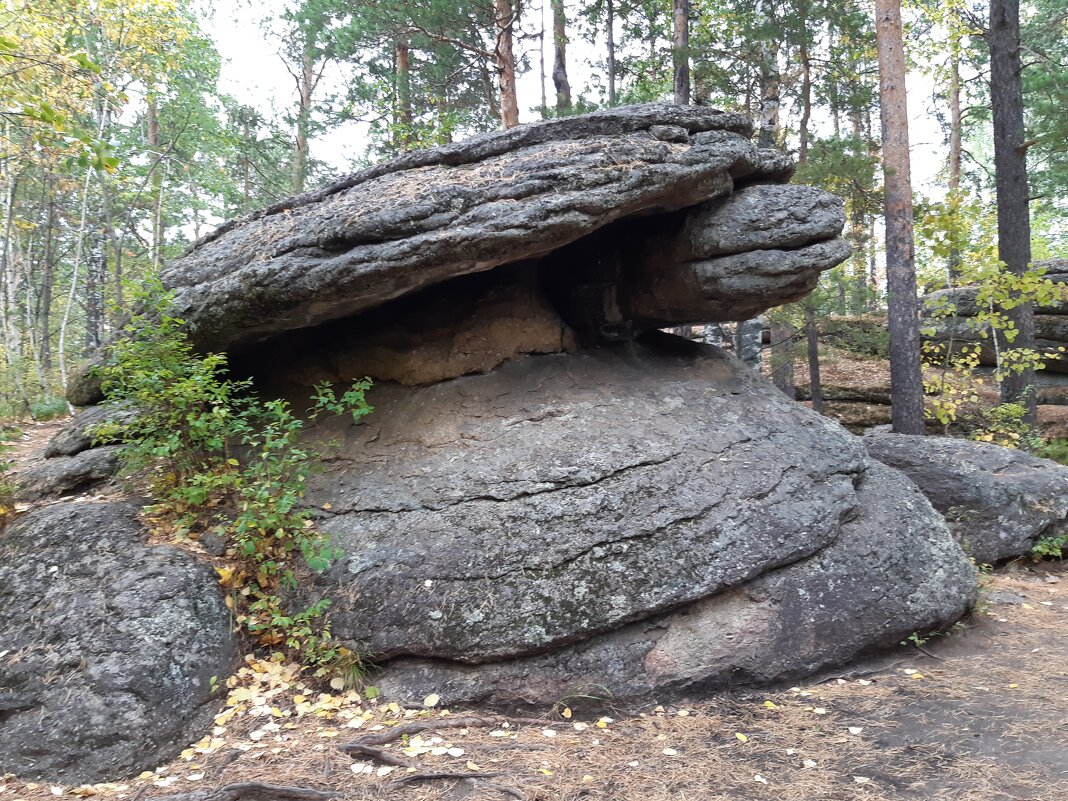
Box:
[919,194,1068,440]
[1032,534,1067,561]
[1033,438,1068,466]
[92,284,373,673]
[0,428,17,519]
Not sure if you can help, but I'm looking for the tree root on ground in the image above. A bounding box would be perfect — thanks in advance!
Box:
[338,714,536,799]
[145,782,341,801]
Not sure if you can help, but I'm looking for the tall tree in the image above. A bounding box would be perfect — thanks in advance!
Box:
[551,0,571,111]
[494,0,520,127]
[673,0,690,104]
[990,0,1037,424]
[875,0,925,434]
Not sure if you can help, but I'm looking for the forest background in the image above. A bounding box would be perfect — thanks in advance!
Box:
[2,0,1067,432]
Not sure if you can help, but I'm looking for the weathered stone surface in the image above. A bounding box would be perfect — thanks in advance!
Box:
[44,405,133,458]
[375,460,976,709]
[0,502,236,782]
[292,337,975,698]
[864,432,1068,564]
[69,104,851,404]
[13,445,122,501]
[686,184,847,256]
[922,264,1068,374]
[163,106,804,354]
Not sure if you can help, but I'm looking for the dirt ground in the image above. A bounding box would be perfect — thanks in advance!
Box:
[3,425,1068,801]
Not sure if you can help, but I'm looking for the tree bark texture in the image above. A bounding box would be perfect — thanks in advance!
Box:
[990,0,1037,425]
[495,0,520,128]
[875,0,925,435]
[673,0,690,105]
[805,306,824,414]
[293,43,314,193]
[551,0,571,111]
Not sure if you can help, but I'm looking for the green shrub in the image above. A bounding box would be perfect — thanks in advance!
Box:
[1034,438,1068,466]
[93,282,373,673]
[30,396,69,421]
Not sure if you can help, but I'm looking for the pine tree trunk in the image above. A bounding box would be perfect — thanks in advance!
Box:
[673,0,690,105]
[875,0,925,435]
[395,32,413,150]
[769,321,796,398]
[551,0,571,111]
[293,43,314,193]
[147,94,164,273]
[798,36,812,162]
[495,0,520,128]
[539,0,548,114]
[990,0,1037,425]
[40,191,54,371]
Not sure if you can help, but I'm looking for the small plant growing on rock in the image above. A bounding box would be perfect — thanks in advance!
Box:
[92,281,373,676]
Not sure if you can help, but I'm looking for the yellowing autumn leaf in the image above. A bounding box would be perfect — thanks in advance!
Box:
[763,700,778,710]
[562,707,573,719]
[422,693,440,708]
[735,732,749,743]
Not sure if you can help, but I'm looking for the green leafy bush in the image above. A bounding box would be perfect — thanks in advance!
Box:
[30,396,69,421]
[1034,438,1068,466]
[1032,534,1067,561]
[93,283,373,672]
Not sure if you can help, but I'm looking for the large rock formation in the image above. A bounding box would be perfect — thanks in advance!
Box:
[922,261,1068,374]
[865,432,1068,564]
[69,104,848,404]
[18,105,980,768]
[0,502,237,782]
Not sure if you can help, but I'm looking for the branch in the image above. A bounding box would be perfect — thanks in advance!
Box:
[145,782,340,801]
[406,23,493,60]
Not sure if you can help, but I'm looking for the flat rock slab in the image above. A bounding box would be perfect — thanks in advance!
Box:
[0,502,237,782]
[864,432,1068,564]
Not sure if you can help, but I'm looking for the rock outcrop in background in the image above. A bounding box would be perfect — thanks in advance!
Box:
[923,260,1068,374]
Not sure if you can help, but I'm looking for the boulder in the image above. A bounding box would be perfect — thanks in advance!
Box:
[35,106,975,729]
[376,461,976,709]
[44,405,134,458]
[295,336,977,703]
[12,444,123,502]
[864,432,1068,564]
[0,502,236,782]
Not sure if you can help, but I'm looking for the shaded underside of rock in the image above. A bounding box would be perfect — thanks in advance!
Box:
[376,460,975,709]
[0,502,236,782]
[864,432,1068,564]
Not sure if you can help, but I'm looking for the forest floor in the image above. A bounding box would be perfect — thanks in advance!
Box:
[2,424,1068,801]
